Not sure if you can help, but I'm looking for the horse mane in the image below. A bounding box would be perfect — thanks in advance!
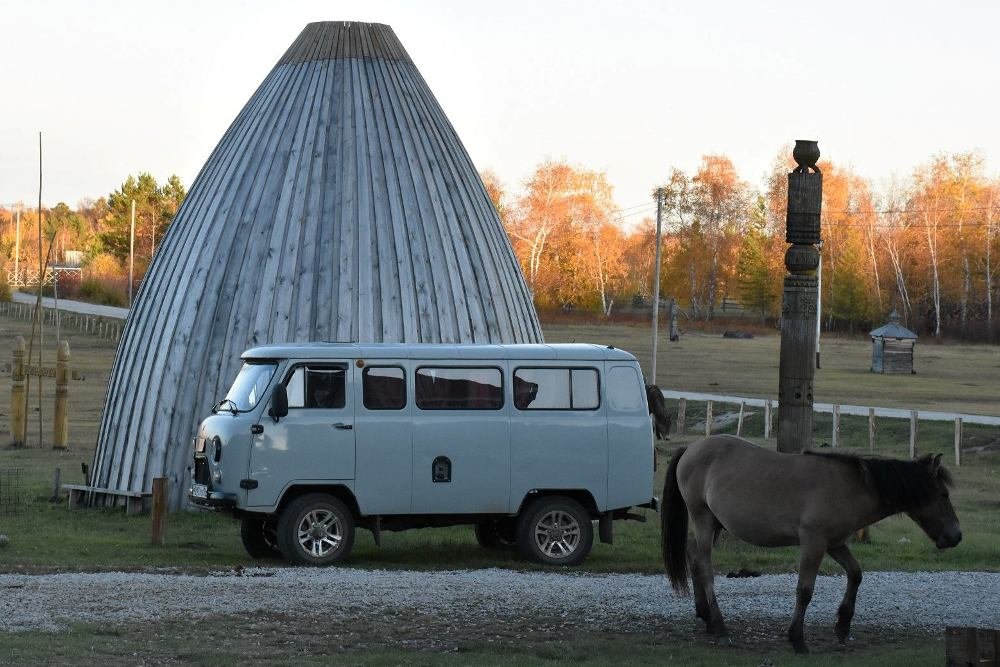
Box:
[804,450,953,513]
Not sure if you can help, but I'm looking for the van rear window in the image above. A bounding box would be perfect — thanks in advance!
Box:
[513,368,599,410]
[415,367,503,410]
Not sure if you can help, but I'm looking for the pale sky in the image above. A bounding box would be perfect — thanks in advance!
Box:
[1,0,998,223]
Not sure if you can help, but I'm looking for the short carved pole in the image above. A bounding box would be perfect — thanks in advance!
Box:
[778,140,823,453]
[53,340,70,450]
[10,336,26,447]
[705,401,713,436]
[151,477,168,545]
[676,398,686,435]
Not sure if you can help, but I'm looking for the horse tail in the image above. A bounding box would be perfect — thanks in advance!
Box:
[662,446,690,595]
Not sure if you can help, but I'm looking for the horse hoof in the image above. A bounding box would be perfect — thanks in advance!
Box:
[793,643,809,655]
[835,627,850,644]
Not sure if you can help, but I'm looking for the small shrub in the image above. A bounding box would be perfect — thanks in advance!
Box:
[77,278,127,307]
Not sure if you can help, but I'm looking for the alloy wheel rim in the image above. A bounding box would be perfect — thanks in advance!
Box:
[533,510,581,559]
[297,509,342,558]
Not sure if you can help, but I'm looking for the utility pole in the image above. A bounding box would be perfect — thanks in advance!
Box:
[650,187,664,384]
[14,203,21,285]
[778,140,823,453]
[129,199,136,306]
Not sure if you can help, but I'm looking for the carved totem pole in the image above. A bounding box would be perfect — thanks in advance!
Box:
[778,140,822,453]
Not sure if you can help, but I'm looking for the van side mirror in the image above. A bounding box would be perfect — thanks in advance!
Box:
[268,384,289,422]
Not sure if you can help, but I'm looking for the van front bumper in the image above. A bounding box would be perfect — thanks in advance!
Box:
[638,496,659,512]
[189,484,237,509]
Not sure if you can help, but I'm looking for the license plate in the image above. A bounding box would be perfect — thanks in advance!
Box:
[191,483,208,499]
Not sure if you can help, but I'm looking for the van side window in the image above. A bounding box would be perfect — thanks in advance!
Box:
[363,367,406,410]
[513,368,600,410]
[285,365,347,409]
[607,366,643,412]
[415,367,503,410]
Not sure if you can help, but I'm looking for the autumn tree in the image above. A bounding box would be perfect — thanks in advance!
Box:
[659,156,751,320]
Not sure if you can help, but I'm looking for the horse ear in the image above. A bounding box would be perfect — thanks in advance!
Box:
[918,453,934,466]
[932,453,943,470]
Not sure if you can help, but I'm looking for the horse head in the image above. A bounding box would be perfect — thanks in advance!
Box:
[645,384,672,440]
[907,454,961,549]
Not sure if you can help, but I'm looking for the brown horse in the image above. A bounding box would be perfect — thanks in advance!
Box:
[661,435,960,654]
[646,384,672,440]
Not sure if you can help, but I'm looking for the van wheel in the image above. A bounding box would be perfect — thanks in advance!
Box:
[239,518,280,558]
[276,494,355,566]
[516,496,593,566]
[474,519,517,550]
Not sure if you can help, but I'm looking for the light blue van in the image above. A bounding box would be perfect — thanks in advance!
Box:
[190,343,656,566]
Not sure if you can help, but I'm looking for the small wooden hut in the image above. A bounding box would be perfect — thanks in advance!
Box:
[870,310,917,374]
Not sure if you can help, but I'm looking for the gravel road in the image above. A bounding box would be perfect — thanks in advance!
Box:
[2,568,998,639]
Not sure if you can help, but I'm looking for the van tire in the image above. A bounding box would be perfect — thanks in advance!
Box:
[239,518,280,558]
[516,496,593,566]
[474,519,517,550]
[276,493,355,566]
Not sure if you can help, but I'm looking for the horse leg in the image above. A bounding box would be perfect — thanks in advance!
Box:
[691,515,728,638]
[788,541,824,654]
[827,544,862,644]
[687,541,710,623]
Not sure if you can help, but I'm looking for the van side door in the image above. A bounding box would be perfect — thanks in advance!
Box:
[247,361,356,509]
[410,364,510,514]
[353,362,412,514]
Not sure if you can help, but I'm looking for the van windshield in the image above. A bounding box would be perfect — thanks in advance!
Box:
[221,361,278,412]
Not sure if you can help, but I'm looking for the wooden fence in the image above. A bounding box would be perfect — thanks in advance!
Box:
[669,395,986,466]
[0,300,124,342]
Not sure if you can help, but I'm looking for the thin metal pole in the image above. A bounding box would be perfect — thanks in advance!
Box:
[14,204,20,285]
[128,199,135,306]
[37,132,43,448]
[650,188,664,383]
[816,249,822,369]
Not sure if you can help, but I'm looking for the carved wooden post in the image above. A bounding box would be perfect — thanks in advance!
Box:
[778,140,822,453]
[10,336,26,447]
[54,340,69,450]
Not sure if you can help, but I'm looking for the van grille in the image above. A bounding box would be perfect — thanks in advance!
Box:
[193,457,210,485]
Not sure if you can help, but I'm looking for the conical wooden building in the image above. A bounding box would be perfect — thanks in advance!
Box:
[91,21,542,508]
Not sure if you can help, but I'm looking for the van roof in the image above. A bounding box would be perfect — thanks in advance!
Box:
[241,342,637,362]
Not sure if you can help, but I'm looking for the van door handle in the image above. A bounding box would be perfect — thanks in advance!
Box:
[332,423,353,430]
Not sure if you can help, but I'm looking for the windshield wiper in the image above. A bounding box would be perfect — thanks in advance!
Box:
[213,398,239,415]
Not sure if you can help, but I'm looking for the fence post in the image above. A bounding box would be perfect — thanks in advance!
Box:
[705,401,713,436]
[868,408,876,452]
[736,401,745,437]
[764,400,772,439]
[50,467,61,502]
[954,418,962,466]
[151,477,167,546]
[53,340,70,450]
[676,398,686,435]
[909,410,918,459]
[832,405,840,448]
[10,336,26,447]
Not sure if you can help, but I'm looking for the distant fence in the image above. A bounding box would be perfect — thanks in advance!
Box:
[664,390,999,467]
[0,300,124,343]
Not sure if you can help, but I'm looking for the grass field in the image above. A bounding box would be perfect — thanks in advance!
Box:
[0,314,995,664]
